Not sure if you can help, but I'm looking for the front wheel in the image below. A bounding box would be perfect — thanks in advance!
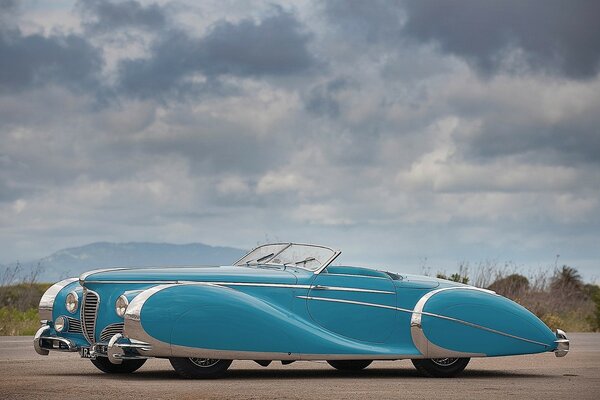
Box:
[169,357,232,379]
[327,360,372,371]
[90,357,146,374]
[411,357,470,378]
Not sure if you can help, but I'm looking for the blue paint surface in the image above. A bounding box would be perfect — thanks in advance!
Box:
[43,264,559,359]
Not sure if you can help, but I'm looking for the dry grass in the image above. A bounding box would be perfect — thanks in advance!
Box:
[0,263,50,335]
[430,261,600,332]
[1,260,599,335]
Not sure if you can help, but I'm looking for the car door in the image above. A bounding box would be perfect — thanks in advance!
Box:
[305,271,397,343]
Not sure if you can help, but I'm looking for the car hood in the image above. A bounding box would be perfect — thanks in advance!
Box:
[80,265,299,285]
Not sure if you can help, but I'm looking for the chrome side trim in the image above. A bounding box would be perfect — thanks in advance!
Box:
[82,280,180,284]
[190,281,312,289]
[85,280,310,287]
[323,273,389,280]
[298,295,411,312]
[310,285,395,294]
[38,278,78,321]
[80,280,392,294]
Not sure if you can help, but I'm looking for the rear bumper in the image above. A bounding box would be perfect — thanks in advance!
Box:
[553,329,569,357]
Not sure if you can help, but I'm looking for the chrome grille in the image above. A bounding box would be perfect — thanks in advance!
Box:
[81,290,99,343]
[100,323,124,342]
[66,317,82,334]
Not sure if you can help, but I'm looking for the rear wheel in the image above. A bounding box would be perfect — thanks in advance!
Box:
[169,357,232,379]
[90,357,146,374]
[327,360,372,371]
[411,357,470,378]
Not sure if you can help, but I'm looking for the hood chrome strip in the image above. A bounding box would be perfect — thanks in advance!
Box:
[81,280,394,294]
[79,268,129,284]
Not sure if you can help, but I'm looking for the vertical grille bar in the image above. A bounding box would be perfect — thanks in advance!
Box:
[81,289,99,343]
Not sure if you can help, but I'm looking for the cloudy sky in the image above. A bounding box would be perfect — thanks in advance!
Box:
[1,0,599,280]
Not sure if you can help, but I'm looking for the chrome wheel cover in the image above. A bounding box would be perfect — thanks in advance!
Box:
[189,358,220,368]
[431,357,459,367]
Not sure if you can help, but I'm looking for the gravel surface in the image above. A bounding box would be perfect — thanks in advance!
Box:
[1,333,598,400]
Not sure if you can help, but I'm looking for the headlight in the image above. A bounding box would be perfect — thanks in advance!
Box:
[54,316,66,332]
[115,295,129,317]
[65,291,79,314]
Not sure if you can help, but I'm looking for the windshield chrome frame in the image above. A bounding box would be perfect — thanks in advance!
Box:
[234,242,341,274]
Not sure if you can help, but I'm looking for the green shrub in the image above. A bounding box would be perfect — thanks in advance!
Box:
[436,273,469,284]
[0,307,40,335]
[587,286,600,331]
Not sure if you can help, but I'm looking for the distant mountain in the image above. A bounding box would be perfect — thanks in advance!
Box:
[18,242,247,282]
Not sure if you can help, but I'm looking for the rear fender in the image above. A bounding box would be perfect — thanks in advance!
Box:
[411,287,558,357]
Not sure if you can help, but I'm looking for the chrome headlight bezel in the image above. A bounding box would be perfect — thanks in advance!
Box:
[65,291,79,314]
[115,295,129,318]
[54,316,67,332]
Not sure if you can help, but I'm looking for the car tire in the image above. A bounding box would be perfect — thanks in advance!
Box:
[90,357,146,373]
[411,357,470,378]
[327,360,373,371]
[169,357,232,379]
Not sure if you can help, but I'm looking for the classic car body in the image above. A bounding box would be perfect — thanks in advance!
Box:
[34,243,569,378]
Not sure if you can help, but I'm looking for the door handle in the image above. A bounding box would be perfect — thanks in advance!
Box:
[312,285,328,290]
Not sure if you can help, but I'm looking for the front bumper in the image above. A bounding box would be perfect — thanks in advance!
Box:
[33,324,152,364]
[33,325,77,354]
[554,329,569,357]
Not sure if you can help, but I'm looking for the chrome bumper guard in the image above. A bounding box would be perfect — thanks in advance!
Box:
[106,333,152,365]
[554,329,569,357]
[33,325,152,363]
[34,325,77,355]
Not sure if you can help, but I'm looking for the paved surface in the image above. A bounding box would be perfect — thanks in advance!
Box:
[1,333,599,400]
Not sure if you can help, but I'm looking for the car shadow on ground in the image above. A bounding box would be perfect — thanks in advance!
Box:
[45,367,553,381]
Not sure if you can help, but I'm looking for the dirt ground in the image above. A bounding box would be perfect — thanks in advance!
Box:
[1,333,598,400]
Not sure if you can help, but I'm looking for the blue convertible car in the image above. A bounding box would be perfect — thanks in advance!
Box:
[34,242,569,378]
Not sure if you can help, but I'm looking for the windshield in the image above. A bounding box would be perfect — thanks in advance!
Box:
[234,243,340,272]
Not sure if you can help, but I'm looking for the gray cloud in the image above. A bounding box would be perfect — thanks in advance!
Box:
[1,1,600,282]
[117,8,316,99]
[325,0,600,80]
[0,0,17,14]
[460,112,600,166]
[305,77,352,118]
[77,0,167,33]
[401,0,600,79]
[323,0,403,44]
[0,29,102,93]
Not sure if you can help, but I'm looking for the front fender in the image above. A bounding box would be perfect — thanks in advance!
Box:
[124,283,406,359]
